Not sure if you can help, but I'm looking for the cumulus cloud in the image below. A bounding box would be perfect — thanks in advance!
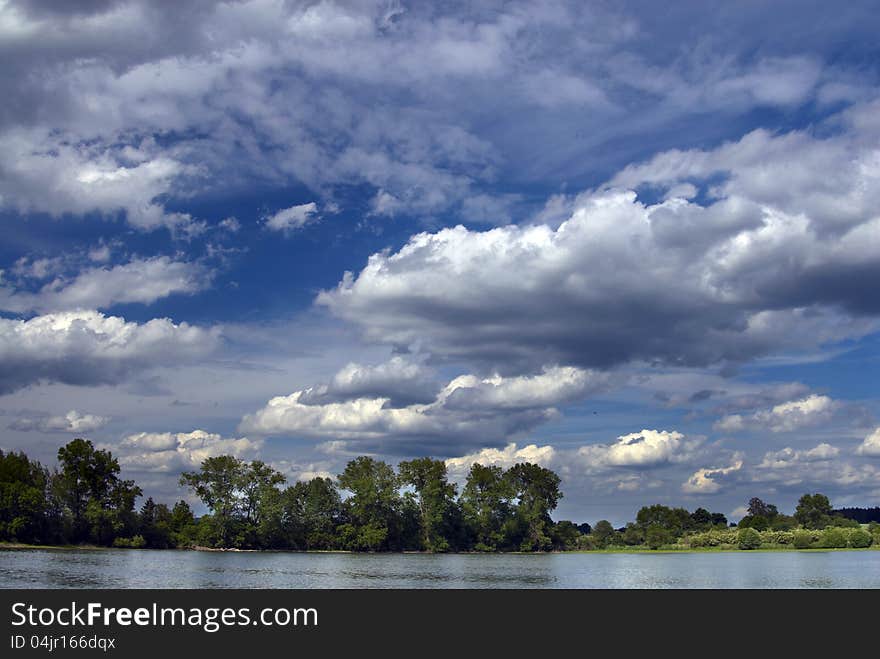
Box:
[320,114,880,373]
[298,357,440,407]
[116,429,262,473]
[682,458,744,494]
[0,130,201,233]
[445,442,557,478]
[0,256,211,313]
[1,1,862,228]
[714,394,838,433]
[751,442,879,490]
[757,443,841,469]
[240,362,607,452]
[577,429,704,470]
[856,428,880,457]
[9,409,109,433]
[264,202,320,233]
[0,310,220,394]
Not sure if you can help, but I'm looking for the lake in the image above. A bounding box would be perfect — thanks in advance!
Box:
[3,549,880,588]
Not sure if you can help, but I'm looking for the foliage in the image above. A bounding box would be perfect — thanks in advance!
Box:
[737,527,762,550]
[460,464,515,551]
[792,530,818,549]
[819,527,849,549]
[5,442,880,555]
[112,535,146,549]
[645,524,673,550]
[759,530,794,546]
[795,493,833,530]
[398,458,458,552]
[592,520,616,548]
[505,463,562,551]
[847,528,873,548]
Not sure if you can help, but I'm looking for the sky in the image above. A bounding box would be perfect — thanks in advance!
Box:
[1,0,880,525]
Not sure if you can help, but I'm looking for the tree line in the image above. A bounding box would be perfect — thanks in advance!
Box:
[2,440,878,552]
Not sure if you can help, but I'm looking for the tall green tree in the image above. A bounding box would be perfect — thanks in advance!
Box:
[179,455,247,547]
[337,457,402,551]
[460,464,515,551]
[795,493,833,529]
[287,477,343,549]
[506,462,562,551]
[398,457,459,552]
[55,438,140,544]
[0,450,59,543]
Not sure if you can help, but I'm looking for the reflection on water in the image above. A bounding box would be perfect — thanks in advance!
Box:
[1,549,879,589]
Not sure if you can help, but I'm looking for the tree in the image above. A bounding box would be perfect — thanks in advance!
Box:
[747,497,778,519]
[239,461,285,546]
[337,457,402,551]
[0,450,60,543]
[292,477,343,550]
[54,438,140,545]
[180,456,247,547]
[794,493,833,530]
[592,520,615,548]
[636,504,692,538]
[551,520,581,550]
[737,527,762,550]
[55,438,124,542]
[505,462,562,551]
[645,524,673,550]
[398,458,458,552]
[461,464,515,551]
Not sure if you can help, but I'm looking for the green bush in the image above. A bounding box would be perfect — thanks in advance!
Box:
[848,528,873,548]
[793,530,817,549]
[759,530,794,545]
[819,527,849,549]
[112,534,146,549]
[645,524,673,550]
[737,527,762,550]
[687,528,737,547]
[576,535,597,551]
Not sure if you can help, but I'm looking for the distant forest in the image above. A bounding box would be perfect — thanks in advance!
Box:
[1,439,878,552]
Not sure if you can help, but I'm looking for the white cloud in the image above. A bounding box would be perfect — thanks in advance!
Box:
[320,123,880,372]
[578,429,704,469]
[757,443,841,469]
[0,130,201,233]
[239,362,606,448]
[856,427,880,457]
[117,429,262,473]
[445,442,556,477]
[714,394,837,433]
[682,459,744,494]
[0,256,211,313]
[750,442,879,490]
[9,409,109,433]
[264,202,320,232]
[0,310,220,394]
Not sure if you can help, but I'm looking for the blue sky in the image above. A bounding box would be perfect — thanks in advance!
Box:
[1,0,880,524]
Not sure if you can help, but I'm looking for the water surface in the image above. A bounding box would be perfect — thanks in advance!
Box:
[2,549,879,588]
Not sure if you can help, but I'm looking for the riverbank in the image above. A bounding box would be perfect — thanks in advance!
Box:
[3,541,878,554]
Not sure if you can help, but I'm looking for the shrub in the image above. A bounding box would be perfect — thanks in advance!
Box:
[645,524,673,550]
[793,530,816,549]
[112,535,146,549]
[576,535,597,551]
[848,528,873,548]
[759,530,794,546]
[819,527,849,549]
[737,527,762,550]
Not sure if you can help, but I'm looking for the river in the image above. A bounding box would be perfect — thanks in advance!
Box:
[3,548,880,588]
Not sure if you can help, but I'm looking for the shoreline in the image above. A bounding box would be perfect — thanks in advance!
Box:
[2,541,878,555]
